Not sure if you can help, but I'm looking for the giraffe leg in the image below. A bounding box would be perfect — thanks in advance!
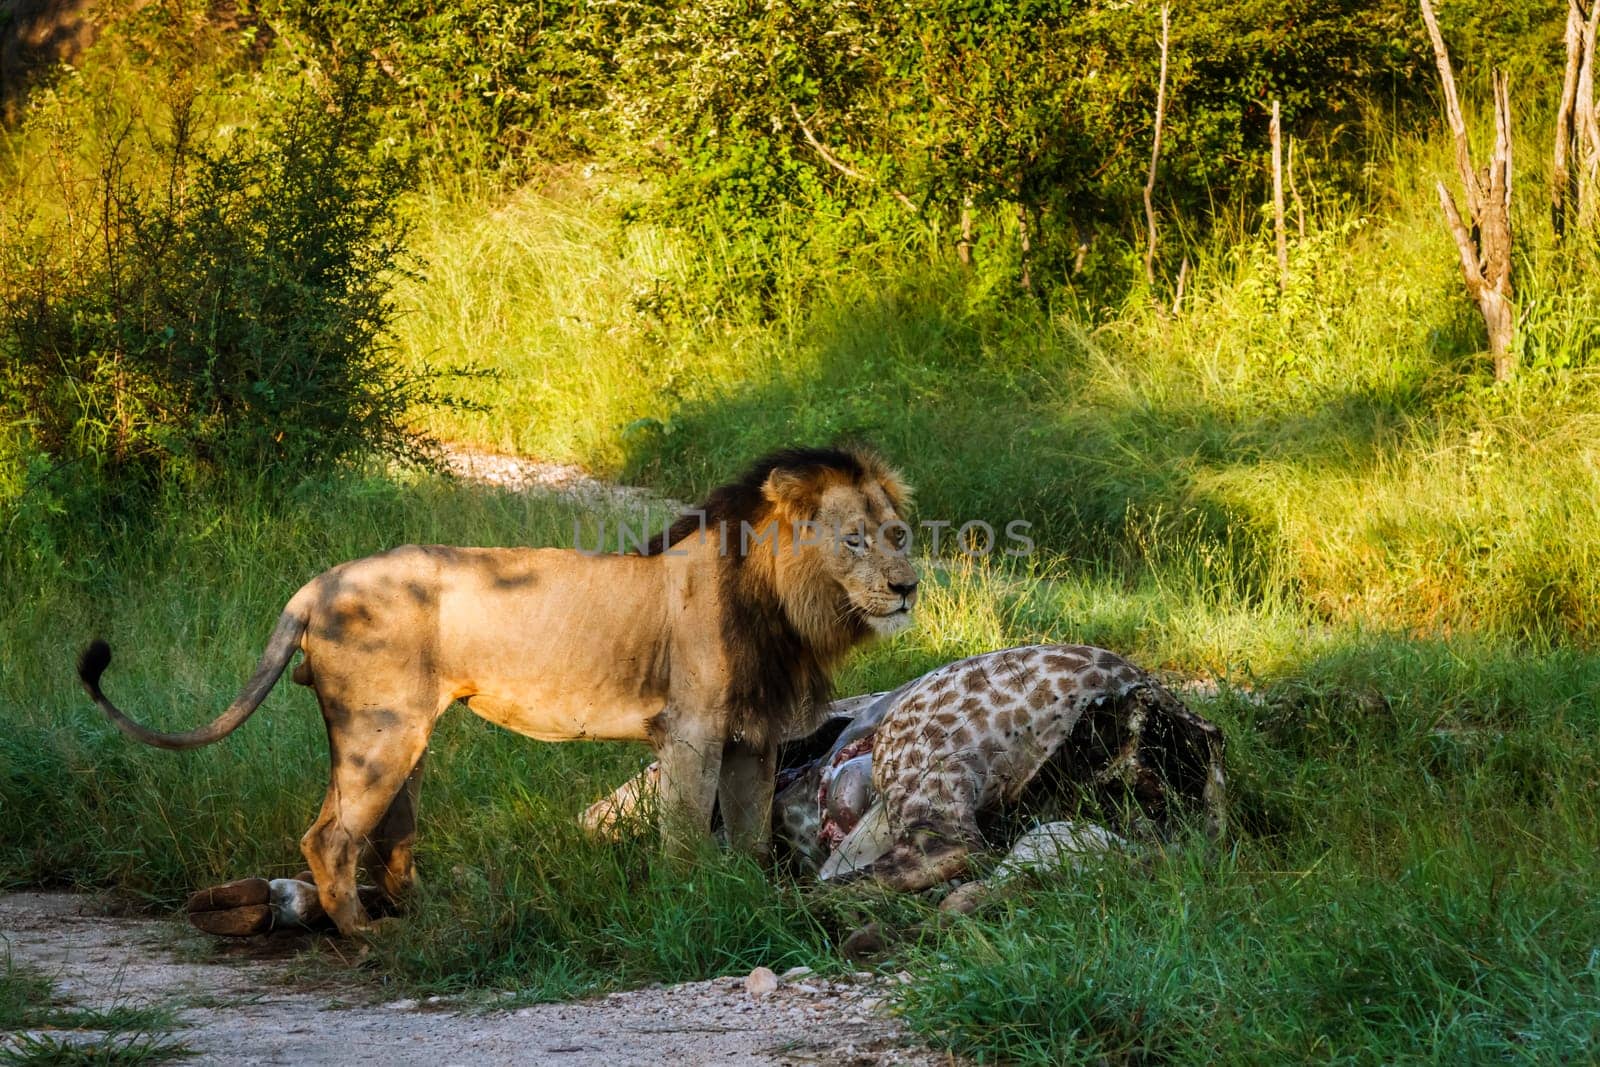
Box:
[873,757,983,892]
[718,736,778,859]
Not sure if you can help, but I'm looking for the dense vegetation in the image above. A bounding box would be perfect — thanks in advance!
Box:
[4,0,1600,1062]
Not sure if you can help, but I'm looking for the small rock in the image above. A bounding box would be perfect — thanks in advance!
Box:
[744,966,779,997]
[840,922,887,963]
[780,965,813,981]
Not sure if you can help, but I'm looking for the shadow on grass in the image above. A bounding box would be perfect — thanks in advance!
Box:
[617,270,1451,601]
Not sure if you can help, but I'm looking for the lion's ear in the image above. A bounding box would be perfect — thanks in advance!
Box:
[852,450,912,514]
[762,468,823,519]
[875,466,912,514]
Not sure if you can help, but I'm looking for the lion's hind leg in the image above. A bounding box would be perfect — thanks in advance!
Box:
[301,696,437,936]
[367,749,427,906]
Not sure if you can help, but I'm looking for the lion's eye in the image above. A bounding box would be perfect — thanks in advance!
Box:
[888,528,907,548]
[842,533,866,553]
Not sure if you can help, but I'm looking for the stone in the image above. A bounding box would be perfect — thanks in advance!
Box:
[744,966,778,997]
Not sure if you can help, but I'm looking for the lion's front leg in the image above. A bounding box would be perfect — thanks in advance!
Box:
[655,725,723,865]
[718,737,778,859]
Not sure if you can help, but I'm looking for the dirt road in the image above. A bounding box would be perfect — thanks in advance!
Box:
[0,893,941,1065]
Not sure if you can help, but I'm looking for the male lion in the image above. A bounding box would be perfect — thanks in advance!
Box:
[78,447,918,936]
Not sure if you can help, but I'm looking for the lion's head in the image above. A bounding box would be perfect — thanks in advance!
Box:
[756,450,918,645]
[645,446,917,744]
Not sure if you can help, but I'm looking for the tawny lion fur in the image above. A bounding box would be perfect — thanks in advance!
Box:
[79,447,917,936]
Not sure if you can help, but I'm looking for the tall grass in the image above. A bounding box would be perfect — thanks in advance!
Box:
[5,468,1599,1060]
[393,131,1600,645]
[6,18,1600,1062]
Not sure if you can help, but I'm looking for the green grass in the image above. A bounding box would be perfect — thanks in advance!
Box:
[6,19,1600,1063]
[0,959,189,1065]
[392,149,1600,649]
[4,470,1600,1063]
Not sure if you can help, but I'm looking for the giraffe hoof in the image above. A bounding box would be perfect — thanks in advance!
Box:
[189,903,274,937]
[840,921,888,962]
[185,877,270,914]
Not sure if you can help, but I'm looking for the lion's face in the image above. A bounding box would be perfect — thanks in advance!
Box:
[759,463,919,645]
[812,481,919,637]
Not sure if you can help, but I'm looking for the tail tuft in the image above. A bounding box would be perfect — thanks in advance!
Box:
[78,639,112,693]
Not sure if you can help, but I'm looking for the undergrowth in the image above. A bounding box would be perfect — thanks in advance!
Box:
[4,4,1600,1063]
[3,472,1599,1064]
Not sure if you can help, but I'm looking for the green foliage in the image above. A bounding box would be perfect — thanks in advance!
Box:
[1432,0,1568,91]
[5,2,1600,1063]
[398,163,1600,644]
[0,68,450,515]
[263,0,610,172]
[598,0,1426,294]
[5,470,1600,1055]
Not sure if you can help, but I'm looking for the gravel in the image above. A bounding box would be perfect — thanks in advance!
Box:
[0,893,947,1065]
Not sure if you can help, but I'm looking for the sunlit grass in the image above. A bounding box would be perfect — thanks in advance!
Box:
[6,26,1600,1062]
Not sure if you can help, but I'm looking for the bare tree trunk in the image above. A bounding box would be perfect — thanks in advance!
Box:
[957,192,975,267]
[1554,0,1586,237]
[1017,203,1033,294]
[1271,100,1288,292]
[1421,0,1516,380]
[1172,256,1190,315]
[1288,138,1307,238]
[1576,0,1600,227]
[1144,4,1170,289]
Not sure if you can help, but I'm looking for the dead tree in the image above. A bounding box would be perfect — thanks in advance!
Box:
[1287,138,1307,239]
[1271,100,1288,292]
[1554,0,1600,237]
[1171,256,1190,315]
[957,192,975,267]
[1143,4,1171,290]
[1421,0,1516,381]
[1017,204,1034,294]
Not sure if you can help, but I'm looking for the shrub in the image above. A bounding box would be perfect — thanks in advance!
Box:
[262,0,610,172]
[604,0,1428,295]
[0,69,453,504]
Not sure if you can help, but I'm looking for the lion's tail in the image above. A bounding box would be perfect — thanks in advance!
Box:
[78,590,313,751]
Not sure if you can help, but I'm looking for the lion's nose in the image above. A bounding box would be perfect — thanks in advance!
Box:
[889,580,919,599]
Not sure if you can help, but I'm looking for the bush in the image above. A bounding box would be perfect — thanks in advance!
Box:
[263,0,610,172]
[604,0,1428,295]
[0,69,451,505]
